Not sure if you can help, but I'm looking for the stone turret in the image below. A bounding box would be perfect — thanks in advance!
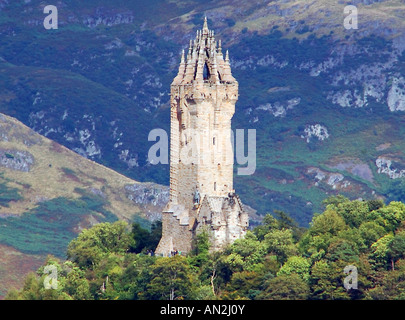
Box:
[155,18,248,256]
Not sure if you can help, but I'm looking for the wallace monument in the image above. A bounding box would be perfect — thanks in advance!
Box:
[155,18,249,256]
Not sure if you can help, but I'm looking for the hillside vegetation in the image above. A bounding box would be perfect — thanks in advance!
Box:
[7,196,405,300]
[0,112,165,298]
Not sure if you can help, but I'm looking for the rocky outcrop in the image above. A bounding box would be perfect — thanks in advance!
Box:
[387,76,405,112]
[328,159,374,182]
[376,156,405,179]
[307,167,348,190]
[125,182,170,221]
[301,124,329,143]
[82,11,134,28]
[0,149,34,172]
[255,97,301,118]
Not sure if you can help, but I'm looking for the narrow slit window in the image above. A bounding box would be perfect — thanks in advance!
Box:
[203,62,210,80]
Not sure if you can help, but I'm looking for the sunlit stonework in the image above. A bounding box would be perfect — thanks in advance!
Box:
[155,18,249,256]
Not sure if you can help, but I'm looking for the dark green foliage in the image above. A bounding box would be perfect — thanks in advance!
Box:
[0,181,22,207]
[129,221,162,253]
[388,232,405,270]
[61,167,76,176]
[130,224,150,250]
[189,230,210,267]
[9,196,405,300]
[143,255,194,300]
[384,179,405,203]
[258,274,310,300]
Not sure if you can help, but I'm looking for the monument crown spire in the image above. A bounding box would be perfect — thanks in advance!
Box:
[172,18,236,85]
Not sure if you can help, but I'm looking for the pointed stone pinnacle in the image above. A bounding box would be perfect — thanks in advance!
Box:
[203,16,209,34]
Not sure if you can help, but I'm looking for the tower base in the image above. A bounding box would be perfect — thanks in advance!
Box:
[155,193,249,256]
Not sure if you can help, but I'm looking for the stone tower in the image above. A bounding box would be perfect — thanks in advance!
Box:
[155,18,249,256]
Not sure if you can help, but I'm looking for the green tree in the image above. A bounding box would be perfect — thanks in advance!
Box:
[149,220,163,250]
[277,256,310,282]
[253,213,279,241]
[189,230,211,268]
[387,231,405,270]
[198,251,226,298]
[64,264,92,300]
[367,199,385,212]
[130,221,162,254]
[369,234,394,270]
[336,227,366,253]
[367,201,405,232]
[334,199,371,228]
[254,211,304,242]
[366,267,405,300]
[264,228,298,264]
[309,260,350,300]
[258,274,309,300]
[358,221,386,247]
[67,221,134,269]
[222,231,268,273]
[144,256,194,300]
[325,238,359,263]
[130,223,151,253]
[224,270,263,300]
[119,254,156,300]
[310,208,348,236]
[299,208,347,260]
[92,253,127,300]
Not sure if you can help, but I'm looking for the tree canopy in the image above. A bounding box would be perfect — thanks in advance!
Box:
[7,197,405,300]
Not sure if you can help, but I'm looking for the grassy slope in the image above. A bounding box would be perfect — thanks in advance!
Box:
[0,112,142,220]
[0,112,155,298]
